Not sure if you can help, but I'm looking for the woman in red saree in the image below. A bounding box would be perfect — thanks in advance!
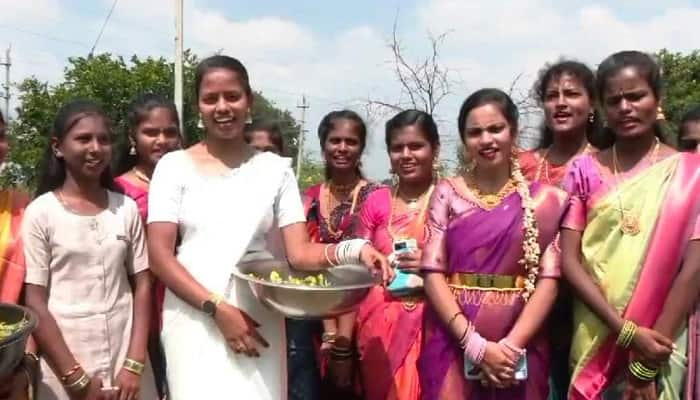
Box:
[519,60,600,188]
[561,51,700,399]
[302,110,389,399]
[355,109,440,400]
[114,94,181,398]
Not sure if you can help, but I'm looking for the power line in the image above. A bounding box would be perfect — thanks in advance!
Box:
[89,0,119,57]
[0,24,90,49]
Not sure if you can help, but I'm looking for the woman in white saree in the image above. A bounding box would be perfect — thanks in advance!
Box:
[146,55,390,400]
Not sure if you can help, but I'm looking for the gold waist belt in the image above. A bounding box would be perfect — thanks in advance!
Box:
[448,273,525,290]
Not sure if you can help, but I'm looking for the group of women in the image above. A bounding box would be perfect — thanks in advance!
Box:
[1,49,700,400]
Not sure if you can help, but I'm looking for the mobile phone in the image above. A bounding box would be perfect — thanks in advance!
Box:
[464,353,528,380]
[393,238,417,255]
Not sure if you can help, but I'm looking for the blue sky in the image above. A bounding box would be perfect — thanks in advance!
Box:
[1,0,699,178]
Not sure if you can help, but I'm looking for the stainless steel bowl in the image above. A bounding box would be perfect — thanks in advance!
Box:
[234,255,379,319]
[0,303,37,379]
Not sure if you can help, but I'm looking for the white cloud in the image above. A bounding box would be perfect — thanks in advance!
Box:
[0,0,60,24]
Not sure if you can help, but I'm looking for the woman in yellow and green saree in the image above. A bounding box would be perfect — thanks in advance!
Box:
[561,51,700,400]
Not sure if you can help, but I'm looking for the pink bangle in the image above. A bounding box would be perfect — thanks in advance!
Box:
[464,330,487,364]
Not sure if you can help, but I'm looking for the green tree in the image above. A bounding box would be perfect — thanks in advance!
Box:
[656,49,700,142]
[297,155,325,192]
[1,52,301,189]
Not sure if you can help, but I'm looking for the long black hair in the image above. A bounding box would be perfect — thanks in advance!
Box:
[115,94,180,175]
[596,50,666,148]
[533,59,603,149]
[385,109,440,150]
[318,110,367,179]
[36,100,119,197]
[458,88,519,142]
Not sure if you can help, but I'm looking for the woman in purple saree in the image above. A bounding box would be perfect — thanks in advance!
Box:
[419,89,569,399]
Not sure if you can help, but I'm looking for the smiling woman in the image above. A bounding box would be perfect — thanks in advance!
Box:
[23,100,158,400]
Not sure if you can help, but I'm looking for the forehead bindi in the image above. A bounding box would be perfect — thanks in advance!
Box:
[605,67,651,95]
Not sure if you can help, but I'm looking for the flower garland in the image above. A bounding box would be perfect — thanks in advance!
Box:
[511,156,541,301]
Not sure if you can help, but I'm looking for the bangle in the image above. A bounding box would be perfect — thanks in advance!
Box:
[629,361,658,381]
[123,358,145,376]
[322,331,337,344]
[617,320,638,349]
[64,372,90,392]
[446,311,462,331]
[499,338,526,355]
[324,244,337,267]
[60,364,81,383]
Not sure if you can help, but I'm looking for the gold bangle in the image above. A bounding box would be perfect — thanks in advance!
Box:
[629,361,658,381]
[64,372,90,392]
[616,320,637,349]
[322,331,337,344]
[123,358,145,375]
[60,364,82,383]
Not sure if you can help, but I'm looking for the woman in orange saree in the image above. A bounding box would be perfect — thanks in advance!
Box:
[561,51,700,399]
[0,109,34,400]
[355,109,440,400]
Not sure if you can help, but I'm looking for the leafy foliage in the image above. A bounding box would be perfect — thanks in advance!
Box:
[656,49,700,142]
[1,52,304,189]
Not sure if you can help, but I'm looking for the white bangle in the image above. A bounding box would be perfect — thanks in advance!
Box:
[324,244,338,267]
[335,239,368,265]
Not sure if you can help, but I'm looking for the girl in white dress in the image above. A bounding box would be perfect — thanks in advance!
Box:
[147,55,391,400]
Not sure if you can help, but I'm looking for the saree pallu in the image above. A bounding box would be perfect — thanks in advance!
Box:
[0,190,29,303]
[419,179,569,399]
[565,153,700,400]
[356,192,427,400]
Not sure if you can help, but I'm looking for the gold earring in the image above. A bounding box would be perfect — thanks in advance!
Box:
[588,112,595,123]
[245,108,253,124]
[432,158,441,180]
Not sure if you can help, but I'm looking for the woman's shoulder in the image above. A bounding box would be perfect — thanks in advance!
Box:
[533,182,569,207]
[107,190,140,217]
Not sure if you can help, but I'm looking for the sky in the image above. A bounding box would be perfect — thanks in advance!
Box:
[1,0,699,179]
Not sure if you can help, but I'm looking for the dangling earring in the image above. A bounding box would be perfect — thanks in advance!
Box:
[432,158,441,180]
[656,106,666,121]
[129,142,136,156]
[197,114,204,129]
[54,150,63,159]
[245,108,253,124]
[588,112,595,123]
[389,169,399,187]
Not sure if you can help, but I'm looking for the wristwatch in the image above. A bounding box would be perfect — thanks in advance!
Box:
[202,294,224,317]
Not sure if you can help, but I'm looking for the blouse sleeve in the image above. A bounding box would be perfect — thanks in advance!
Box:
[357,186,391,241]
[22,200,51,286]
[125,198,149,275]
[561,157,589,232]
[148,152,183,224]
[421,179,452,273]
[275,167,306,228]
[538,233,562,279]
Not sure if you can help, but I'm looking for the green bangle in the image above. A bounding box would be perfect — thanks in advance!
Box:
[629,361,658,381]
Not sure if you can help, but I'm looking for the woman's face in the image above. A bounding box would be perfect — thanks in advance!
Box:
[323,119,363,177]
[249,130,281,154]
[0,121,7,165]
[680,121,700,153]
[388,124,436,186]
[602,66,659,141]
[463,103,514,171]
[543,73,593,137]
[54,115,112,182]
[198,67,252,142]
[133,107,180,168]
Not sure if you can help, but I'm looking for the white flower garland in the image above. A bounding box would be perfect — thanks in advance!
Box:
[511,156,541,301]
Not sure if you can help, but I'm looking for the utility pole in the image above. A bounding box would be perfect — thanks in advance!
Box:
[0,46,10,120]
[174,0,184,136]
[295,95,309,178]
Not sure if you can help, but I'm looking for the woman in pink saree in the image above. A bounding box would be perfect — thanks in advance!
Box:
[356,110,440,400]
[114,94,181,398]
[561,51,700,400]
[419,89,568,399]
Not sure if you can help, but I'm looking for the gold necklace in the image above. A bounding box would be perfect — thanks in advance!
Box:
[323,180,361,239]
[612,138,660,236]
[534,142,592,184]
[388,183,434,240]
[465,171,517,210]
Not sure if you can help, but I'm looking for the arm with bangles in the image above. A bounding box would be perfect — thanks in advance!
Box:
[25,286,104,399]
[560,228,674,362]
